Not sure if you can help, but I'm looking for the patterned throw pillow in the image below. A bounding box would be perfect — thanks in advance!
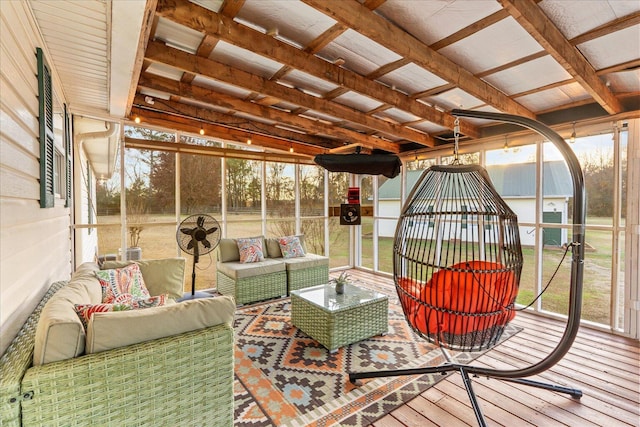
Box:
[278,235,305,259]
[74,295,166,329]
[95,263,151,303]
[237,237,264,263]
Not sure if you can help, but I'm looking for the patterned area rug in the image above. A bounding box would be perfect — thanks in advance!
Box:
[232,283,519,427]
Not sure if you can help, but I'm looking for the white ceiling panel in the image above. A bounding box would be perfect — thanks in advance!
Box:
[211,41,284,79]
[425,88,484,111]
[606,70,640,93]
[376,63,448,95]
[374,108,422,124]
[516,82,591,111]
[439,17,543,74]
[484,56,572,96]
[236,0,336,49]
[192,75,254,98]
[155,17,203,54]
[540,0,640,40]
[277,69,340,96]
[376,0,503,45]
[408,121,448,134]
[145,63,184,81]
[577,25,640,70]
[319,29,402,76]
[333,91,384,112]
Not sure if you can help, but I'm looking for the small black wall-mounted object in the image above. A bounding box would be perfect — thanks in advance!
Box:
[340,203,361,225]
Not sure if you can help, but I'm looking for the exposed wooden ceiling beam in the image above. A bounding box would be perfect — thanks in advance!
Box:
[218,0,246,17]
[304,23,348,54]
[131,105,327,156]
[124,137,315,164]
[302,0,536,120]
[144,40,431,147]
[137,74,402,152]
[366,58,412,80]
[124,0,158,118]
[155,0,470,140]
[499,0,623,115]
[180,0,245,85]
[132,95,337,149]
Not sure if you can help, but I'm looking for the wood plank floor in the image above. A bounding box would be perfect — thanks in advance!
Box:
[339,269,640,427]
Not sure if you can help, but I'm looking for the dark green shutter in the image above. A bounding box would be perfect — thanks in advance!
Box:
[64,104,72,207]
[37,47,55,208]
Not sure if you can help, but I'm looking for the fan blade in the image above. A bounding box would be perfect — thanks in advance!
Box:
[202,239,211,249]
[187,240,195,250]
[180,227,194,235]
[206,227,218,235]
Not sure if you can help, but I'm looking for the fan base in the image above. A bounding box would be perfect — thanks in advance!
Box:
[177,291,214,302]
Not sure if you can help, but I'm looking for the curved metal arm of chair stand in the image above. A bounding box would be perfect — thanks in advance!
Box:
[451,109,586,379]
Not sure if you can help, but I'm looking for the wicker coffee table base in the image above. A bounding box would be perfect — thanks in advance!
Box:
[291,289,388,352]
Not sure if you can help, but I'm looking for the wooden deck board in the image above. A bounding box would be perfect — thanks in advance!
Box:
[342,269,640,427]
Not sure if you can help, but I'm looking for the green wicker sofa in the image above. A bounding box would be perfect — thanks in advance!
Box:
[0,259,235,427]
[216,235,329,305]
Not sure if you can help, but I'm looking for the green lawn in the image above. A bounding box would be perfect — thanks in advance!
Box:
[97,214,619,325]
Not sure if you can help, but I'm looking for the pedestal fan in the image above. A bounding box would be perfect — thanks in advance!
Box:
[349,110,586,427]
[176,214,221,299]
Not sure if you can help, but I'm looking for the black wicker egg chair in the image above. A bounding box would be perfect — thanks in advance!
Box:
[349,110,586,427]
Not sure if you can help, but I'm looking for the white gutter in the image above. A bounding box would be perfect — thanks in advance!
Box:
[74,121,120,267]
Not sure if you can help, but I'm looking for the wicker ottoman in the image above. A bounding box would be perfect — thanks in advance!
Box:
[290,283,388,352]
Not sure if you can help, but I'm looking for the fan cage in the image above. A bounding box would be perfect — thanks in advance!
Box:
[394,164,523,351]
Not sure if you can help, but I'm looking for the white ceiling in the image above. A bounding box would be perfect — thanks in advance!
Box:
[24,0,640,163]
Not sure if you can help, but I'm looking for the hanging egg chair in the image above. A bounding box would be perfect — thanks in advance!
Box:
[350,110,586,427]
[395,163,523,352]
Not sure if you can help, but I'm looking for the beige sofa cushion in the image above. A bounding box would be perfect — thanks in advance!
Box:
[101,258,186,300]
[282,253,329,271]
[217,258,285,280]
[265,235,306,258]
[33,263,102,366]
[85,295,235,354]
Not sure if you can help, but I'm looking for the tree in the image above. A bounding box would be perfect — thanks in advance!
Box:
[578,148,615,217]
[226,158,257,210]
[179,154,221,214]
[96,179,120,216]
[266,163,293,202]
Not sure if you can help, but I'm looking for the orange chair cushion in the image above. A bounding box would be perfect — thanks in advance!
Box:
[398,261,517,336]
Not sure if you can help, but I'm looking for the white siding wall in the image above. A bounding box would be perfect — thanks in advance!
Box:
[0,1,72,354]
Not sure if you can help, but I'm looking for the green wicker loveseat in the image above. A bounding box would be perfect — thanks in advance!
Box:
[216,235,329,305]
[0,259,235,427]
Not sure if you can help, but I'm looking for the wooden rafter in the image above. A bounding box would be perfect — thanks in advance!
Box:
[136,74,403,153]
[499,0,623,115]
[131,106,327,157]
[154,0,471,140]
[143,40,432,147]
[301,0,536,119]
[132,95,335,148]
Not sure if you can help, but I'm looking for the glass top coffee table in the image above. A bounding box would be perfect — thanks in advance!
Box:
[290,282,388,352]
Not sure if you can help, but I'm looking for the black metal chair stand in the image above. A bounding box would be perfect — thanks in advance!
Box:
[349,110,586,427]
